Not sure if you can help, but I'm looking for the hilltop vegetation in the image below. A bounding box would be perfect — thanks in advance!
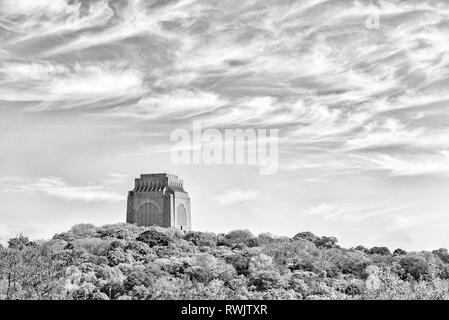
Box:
[1,223,449,300]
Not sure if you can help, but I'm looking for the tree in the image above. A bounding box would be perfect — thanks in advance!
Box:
[225,230,254,245]
[226,253,251,275]
[124,241,152,259]
[245,237,260,248]
[432,248,449,263]
[93,265,125,299]
[0,245,66,299]
[107,248,130,266]
[316,236,338,248]
[183,253,236,284]
[292,231,320,243]
[97,226,130,240]
[393,248,407,256]
[400,256,429,280]
[8,235,34,250]
[369,247,391,255]
[136,230,171,247]
[354,245,368,252]
[69,224,98,238]
[258,233,276,245]
[184,231,216,247]
[184,231,202,245]
[292,232,338,248]
[248,254,281,291]
[124,269,155,291]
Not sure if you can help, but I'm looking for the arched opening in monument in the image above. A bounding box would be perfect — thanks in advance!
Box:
[177,204,187,229]
[136,203,163,227]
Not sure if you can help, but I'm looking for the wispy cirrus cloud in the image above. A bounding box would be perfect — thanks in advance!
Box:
[0,62,143,110]
[305,201,404,221]
[214,188,260,206]
[2,0,449,248]
[0,176,124,202]
[3,0,448,179]
[367,151,449,177]
[108,89,228,121]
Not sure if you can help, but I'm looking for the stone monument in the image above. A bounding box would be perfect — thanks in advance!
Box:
[126,173,191,231]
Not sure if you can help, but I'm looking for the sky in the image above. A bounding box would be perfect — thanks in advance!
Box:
[1,0,449,250]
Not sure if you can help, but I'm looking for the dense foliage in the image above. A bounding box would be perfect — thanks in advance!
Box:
[1,224,449,300]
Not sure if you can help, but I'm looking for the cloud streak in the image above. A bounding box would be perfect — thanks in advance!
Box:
[0,177,124,202]
[214,189,260,206]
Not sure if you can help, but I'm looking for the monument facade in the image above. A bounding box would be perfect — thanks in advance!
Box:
[127,173,191,231]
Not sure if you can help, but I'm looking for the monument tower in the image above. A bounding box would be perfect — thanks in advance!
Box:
[126,173,191,231]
